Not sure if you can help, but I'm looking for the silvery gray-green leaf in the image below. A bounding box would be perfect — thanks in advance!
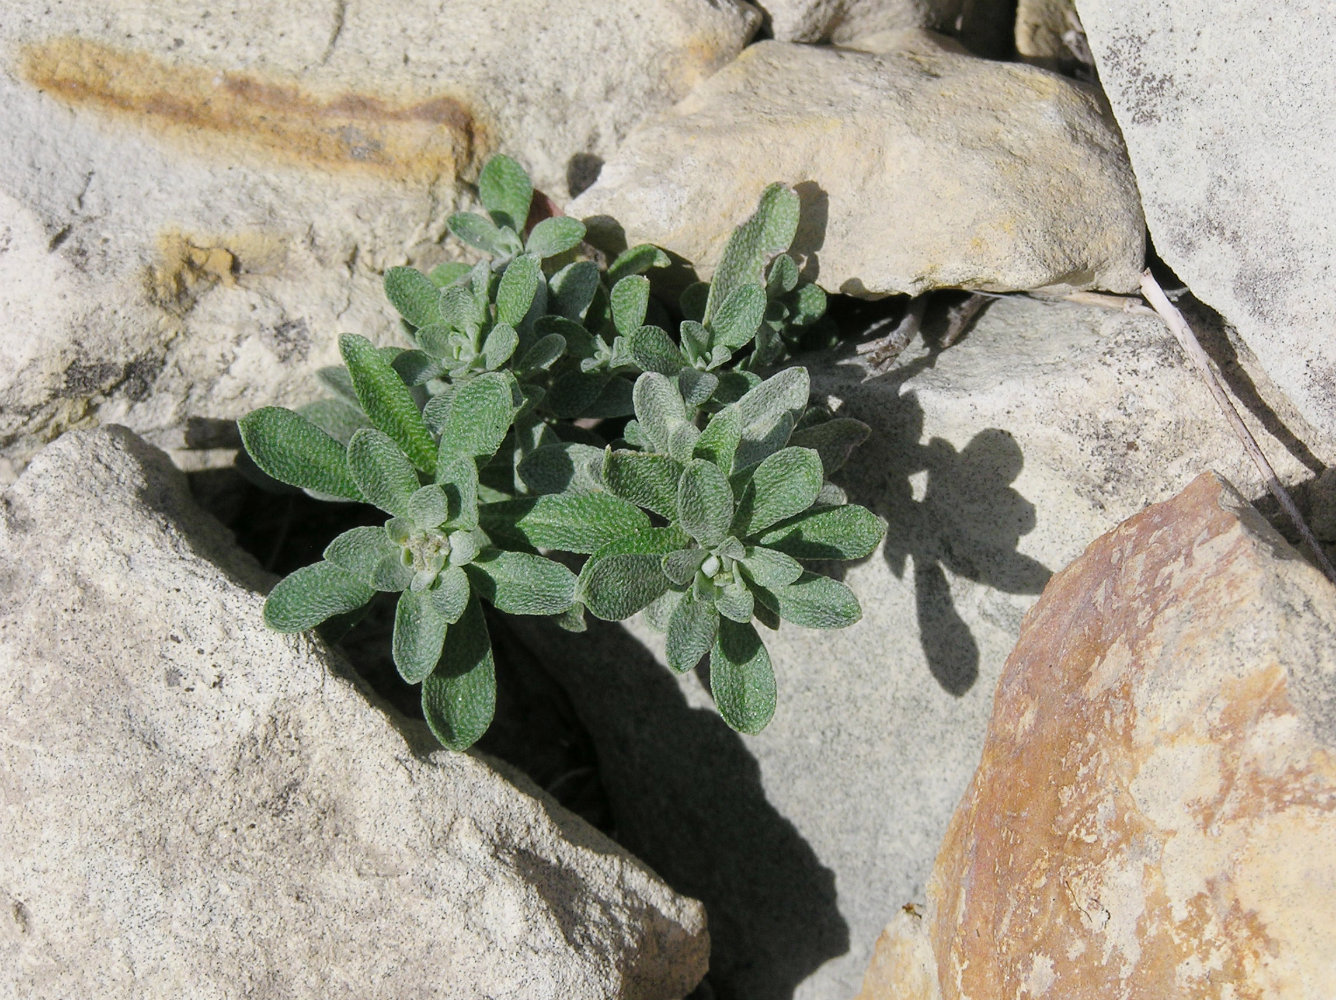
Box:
[497,253,542,328]
[705,183,800,325]
[466,550,576,616]
[694,405,742,474]
[481,322,519,371]
[324,525,400,584]
[662,548,707,587]
[383,266,442,329]
[790,417,871,474]
[607,243,670,285]
[628,324,686,375]
[603,450,684,520]
[757,504,886,560]
[434,455,479,528]
[611,275,650,337]
[414,323,453,358]
[393,588,448,684]
[632,372,687,452]
[791,282,827,322]
[406,484,450,529]
[440,284,484,334]
[578,526,689,621]
[238,407,364,502]
[480,493,650,554]
[757,572,862,629]
[339,333,436,473]
[429,565,471,624]
[448,211,520,259]
[347,428,420,518]
[372,550,415,592]
[707,344,733,371]
[392,349,441,387]
[516,332,566,372]
[732,446,822,537]
[477,154,532,232]
[422,385,455,435]
[667,591,719,673]
[734,366,808,470]
[816,481,847,506]
[316,365,358,403]
[677,459,734,547]
[429,260,472,288]
[550,259,601,320]
[710,619,777,735]
[738,545,804,588]
[676,369,718,409]
[668,421,702,466]
[446,529,481,568]
[714,580,755,623]
[421,597,495,751]
[517,441,604,494]
[263,561,374,633]
[641,588,683,632]
[525,215,585,259]
[679,281,710,322]
[438,371,518,459]
[679,319,710,364]
[766,253,799,295]
[711,283,767,350]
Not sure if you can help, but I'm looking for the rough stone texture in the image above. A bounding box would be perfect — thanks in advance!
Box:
[927,472,1336,1000]
[1015,0,1083,66]
[852,909,940,1000]
[0,0,758,480]
[753,0,961,43]
[571,32,1144,300]
[1078,0,1336,446]
[0,426,708,1000]
[510,294,1325,1000]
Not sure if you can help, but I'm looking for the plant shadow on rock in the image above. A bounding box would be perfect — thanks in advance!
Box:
[508,616,847,1000]
[826,313,1053,695]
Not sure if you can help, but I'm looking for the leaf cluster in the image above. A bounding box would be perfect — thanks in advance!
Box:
[238,155,883,749]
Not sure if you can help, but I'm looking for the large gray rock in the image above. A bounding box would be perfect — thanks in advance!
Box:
[571,32,1145,300]
[0,0,758,481]
[511,293,1322,1000]
[1077,0,1336,446]
[0,426,708,1000]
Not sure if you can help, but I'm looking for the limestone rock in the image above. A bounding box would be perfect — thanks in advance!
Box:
[508,293,1320,1000]
[1078,0,1336,445]
[570,33,1144,300]
[753,0,962,43]
[1015,0,1086,67]
[928,472,1336,999]
[852,909,940,1000]
[0,0,757,479]
[0,426,708,1000]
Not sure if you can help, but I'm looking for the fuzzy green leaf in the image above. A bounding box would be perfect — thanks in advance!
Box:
[465,550,576,616]
[756,505,886,560]
[481,322,519,371]
[550,260,601,320]
[438,371,519,460]
[517,332,566,372]
[607,243,670,285]
[298,396,368,448]
[477,154,533,232]
[526,216,585,258]
[790,417,870,474]
[407,484,450,529]
[734,367,808,470]
[693,405,743,474]
[324,526,400,585]
[383,266,442,328]
[666,592,719,673]
[679,320,710,365]
[238,407,364,501]
[429,260,472,288]
[440,284,485,334]
[677,459,734,547]
[346,429,421,517]
[481,493,650,554]
[393,588,448,683]
[497,254,542,328]
[448,211,520,259]
[732,447,822,537]
[677,369,718,409]
[632,372,687,452]
[628,325,686,375]
[516,441,604,494]
[710,619,777,734]
[767,253,799,295]
[662,548,707,587]
[429,565,471,624]
[680,281,710,322]
[421,597,495,750]
[263,561,374,632]
[714,581,755,623]
[611,275,651,337]
[756,572,862,629]
[434,455,479,528]
[339,334,436,473]
[738,545,804,587]
[603,450,683,520]
[705,183,800,325]
[711,283,767,350]
[578,527,689,620]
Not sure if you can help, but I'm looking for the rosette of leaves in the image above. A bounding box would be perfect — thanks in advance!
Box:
[238,333,577,750]
[486,366,886,735]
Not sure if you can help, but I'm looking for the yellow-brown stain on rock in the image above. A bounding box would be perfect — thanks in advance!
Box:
[149,229,285,314]
[19,37,488,180]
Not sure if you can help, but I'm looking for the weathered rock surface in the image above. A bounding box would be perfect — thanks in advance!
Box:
[510,294,1322,1000]
[1015,0,1084,67]
[571,32,1144,300]
[852,909,940,1000]
[752,0,962,43]
[925,472,1336,999]
[0,426,708,1000]
[0,0,757,480]
[1078,0,1336,445]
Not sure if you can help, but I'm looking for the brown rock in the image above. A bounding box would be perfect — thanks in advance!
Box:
[926,472,1336,999]
[853,908,941,1000]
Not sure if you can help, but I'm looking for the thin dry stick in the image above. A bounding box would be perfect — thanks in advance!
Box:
[1140,270,1336,584]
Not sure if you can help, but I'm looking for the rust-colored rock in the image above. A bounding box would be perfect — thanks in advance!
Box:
[926,472,1336,999]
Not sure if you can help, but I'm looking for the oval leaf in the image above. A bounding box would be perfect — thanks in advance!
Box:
[480,493,650,554]
[421,597,495,750]
[756,504,886,560]
[525,215,586,258]
[710,619,777,734]
[756,572,862,629]
[383,266,442,328]
[667,592,719,674]
[238,407,363,502]
[339,333,436,473]
[677,459,734,547]
[477,154,533,232]
[732,447,823,537]
[393,588,448,684]
[465,550,576,615]
[347,428,421,518]
[263,561,373,632]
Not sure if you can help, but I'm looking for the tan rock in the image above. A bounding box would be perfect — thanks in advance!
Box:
[571,32,1144,300]
[853,908,942,1000]
[755,0,964,43]
[927,472,1336,1000]
[1015,0,1086,67]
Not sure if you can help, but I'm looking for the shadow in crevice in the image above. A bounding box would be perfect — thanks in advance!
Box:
[508,618,848,1000]
[828,341,1052,696]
